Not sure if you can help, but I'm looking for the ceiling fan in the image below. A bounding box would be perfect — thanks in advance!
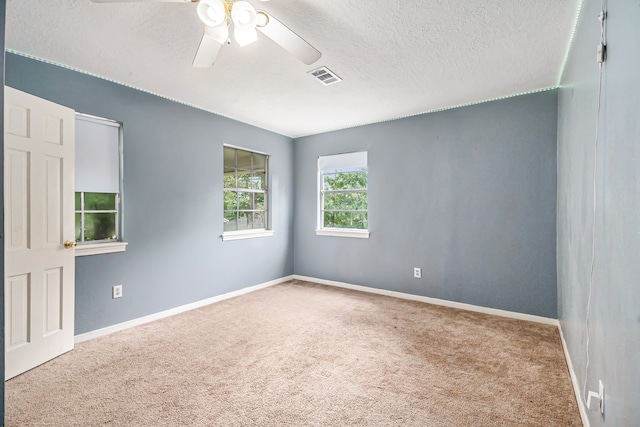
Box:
[90,0,322,68]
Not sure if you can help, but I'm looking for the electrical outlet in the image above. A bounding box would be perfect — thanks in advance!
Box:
[112,285,123,299]
[587,381,605,414]
[413,267,422,279]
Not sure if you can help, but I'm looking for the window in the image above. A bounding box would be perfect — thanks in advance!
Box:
[222,146,273,241]
[317,151,370,238]
[74,114,127,256]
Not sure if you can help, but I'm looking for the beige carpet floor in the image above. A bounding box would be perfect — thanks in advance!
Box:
[6,280,581,426]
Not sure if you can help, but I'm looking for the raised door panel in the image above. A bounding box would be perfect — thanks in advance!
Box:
[44,268,63,336]
[6,274,31,350]
[44,155,63,247]
[6,149,30,251]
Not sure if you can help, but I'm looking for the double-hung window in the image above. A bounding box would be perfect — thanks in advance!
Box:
[317,151,370,238]
[74,114,126,255]
[222,145,273,241]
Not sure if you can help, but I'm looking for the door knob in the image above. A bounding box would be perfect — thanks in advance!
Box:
[64,240,77,249]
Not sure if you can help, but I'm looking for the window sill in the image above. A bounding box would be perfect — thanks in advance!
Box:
[75,241,128,257]
[315,229,370,239]
[222,229,274,241]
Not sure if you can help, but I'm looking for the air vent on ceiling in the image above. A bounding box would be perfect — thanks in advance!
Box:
[308,66,342,86]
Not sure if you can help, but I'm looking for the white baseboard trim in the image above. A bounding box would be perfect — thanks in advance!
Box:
[559,324,589,427]
[75,275,294,344]
[292,275,559,326]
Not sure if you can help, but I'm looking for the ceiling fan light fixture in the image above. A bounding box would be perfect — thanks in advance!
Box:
[231,1,258,46]
[234,27,258,46]
[197,0,226,28]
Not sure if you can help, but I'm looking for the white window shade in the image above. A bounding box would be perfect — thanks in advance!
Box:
[75,115,120,193]
[318,151,367,171]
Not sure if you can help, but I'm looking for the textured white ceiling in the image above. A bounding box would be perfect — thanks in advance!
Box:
[6,0,580,137]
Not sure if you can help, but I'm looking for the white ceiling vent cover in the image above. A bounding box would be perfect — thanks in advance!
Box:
[308,66,342,86]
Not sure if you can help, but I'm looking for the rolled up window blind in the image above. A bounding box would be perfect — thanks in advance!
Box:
[318,151,367,171]
[75,115,120,193]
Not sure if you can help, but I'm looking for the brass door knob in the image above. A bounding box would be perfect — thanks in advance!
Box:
[64,240,77,249]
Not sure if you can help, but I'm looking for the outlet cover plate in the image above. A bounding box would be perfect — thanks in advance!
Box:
[413,267,422,279]
[112,285,123,299]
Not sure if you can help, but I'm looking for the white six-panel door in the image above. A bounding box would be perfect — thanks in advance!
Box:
[4,86,76,380]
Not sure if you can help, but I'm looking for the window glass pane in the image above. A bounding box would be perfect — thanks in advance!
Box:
[237,171,251,189]
[323,193,367,211]
[237,150,252,170]
[323,211,335,228]
[237,212,252,230]
[224,212,237,232]
[84,213,117,241]
[75,193,81,211]
[238,192,251,210]
[352,212,368,229]
[332,212,350,229]
[75,213,82,242]
[251,172,265,190]
[322,212,368,230]
[255,192,265,210]
[84,192,116,210]
[224,169,236,188]
[323,170,367,191]
[253,153,266,171]
[224,191,237,210]
[254,211,265,229]
[224,147,236,168]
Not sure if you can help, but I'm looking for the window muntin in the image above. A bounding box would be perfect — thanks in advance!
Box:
[74,114,123,246]
[318,152,368,231]
[223,146,268,232]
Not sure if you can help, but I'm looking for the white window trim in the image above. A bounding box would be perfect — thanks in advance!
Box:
[315,228,370,239]
[76,241,128,257]
[222,229,274,241]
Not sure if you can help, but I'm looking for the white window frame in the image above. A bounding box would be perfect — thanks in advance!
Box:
[222,145,274,241]
[316,151,370,239]
[74,113,127,256]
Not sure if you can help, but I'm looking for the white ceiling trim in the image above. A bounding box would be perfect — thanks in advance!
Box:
[304,86,559,139]
[7,49,559,139]
[557,0,586,86]
[5,49,252,134]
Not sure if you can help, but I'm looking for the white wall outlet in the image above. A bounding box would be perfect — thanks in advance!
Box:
[587,381,604,414]
[587,391,601,412]
[413,267,422,279]
[112,285,123,299]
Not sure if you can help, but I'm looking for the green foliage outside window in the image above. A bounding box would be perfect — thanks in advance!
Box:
[75,192,118,242]
[322,169,368,229]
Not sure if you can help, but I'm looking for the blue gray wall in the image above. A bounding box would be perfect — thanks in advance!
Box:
[5,53,295,335]
[557,0,640,424]
[294,91,558,318]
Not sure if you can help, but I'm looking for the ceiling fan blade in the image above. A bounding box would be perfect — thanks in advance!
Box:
[192,32,223,68]
[91,0,190,3]
[256,11,321,65]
